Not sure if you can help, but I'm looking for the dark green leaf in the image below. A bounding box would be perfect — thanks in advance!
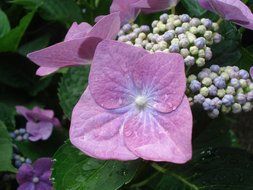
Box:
[0,102,16,131]
[12,0,83,26]
[235,47,253,70]
[0,9,10,38]
[18,34,50,56]
[52,141,140,190]
[0,121,16,172]
[0,11,35,52]
[156,148,253,190]
[180,0,207,17]
[58,67,89,119]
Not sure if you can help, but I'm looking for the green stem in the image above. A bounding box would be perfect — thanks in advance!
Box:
[130,172,160,188]
[217,17,223,25]
[151,163,167,173]
[171,6,176,15]
[186,65,192,75]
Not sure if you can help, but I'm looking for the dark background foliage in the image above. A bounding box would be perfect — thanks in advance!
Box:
[1,0,253,190]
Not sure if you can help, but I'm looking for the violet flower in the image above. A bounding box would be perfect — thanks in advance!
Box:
[199,0,253,30]
[28,13,120,76]
[97,0,179,24]
[250,67,253,79]
[16,158,52,190]
[16,106,60,141]
[70,40,193,163]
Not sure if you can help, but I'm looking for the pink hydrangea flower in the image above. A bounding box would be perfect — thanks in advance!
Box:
[16,158,52,190]
[28,13,120,76]
[70,40,192,163]
[199,0,253,30]
[97,0,179,24]
[16,106,60,141]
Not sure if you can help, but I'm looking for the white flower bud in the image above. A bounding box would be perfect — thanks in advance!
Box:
[212,23,219,31]
[158,41,168,50]
[232,103,242,114]
[179,38,189,48]
[242,102,252,112]
[171,38,180,45]
[197,25,206,34]
[217,89,226,98]
[202,77,212,86]
[157,21,166,32]
[196,58,205,67]
[187,74,197,83]
[166,23,175,30]
[153,27,160,34]
[190,46,199,55]
[200,87,209,97]
[204,31,213,40]
[180,48,190,58]
[138,32,146,40]
[198,49,205,58]
[173,19,182,27]
[189,26,198,34]
[226,86,235,95]
[239,79,247,88]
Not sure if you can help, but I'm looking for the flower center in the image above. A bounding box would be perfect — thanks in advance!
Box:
[135,95,148,110]
[32,177,39,183]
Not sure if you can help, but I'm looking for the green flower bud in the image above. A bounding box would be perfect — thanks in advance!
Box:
[180,48,190,58]
[217,89,226,98]
[232,103,242,114]
[132,24,138,29]
[221,72,230,81]
[198,49,205,58]
[182,23,190,30]
[237,88,244,94]
[157,21,166,32]
[197,25,206,34]
[152,44,160,51]
[190,46,198,55]
[187,74,197,83]
[200,87,209,97]
[204,31,213,40]
[226,86,235,95]
[196,58,205,67]
[173,19,182,27]
[202,77,212,86]
[153,27,160,34]
[209,72,218,80]
[158,41,168,50]
[221,105,231,114]
[239,79,247,88]
[138,32,146,40]
[212,23,219,31]
[189,26,198,34]
[171,38,180,45]
[242,102,252,112]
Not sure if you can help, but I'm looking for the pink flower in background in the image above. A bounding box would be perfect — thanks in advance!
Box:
[97,0,179,24]
[250,67,253,79]
[16,158,52,190]
[198,0,253,30]
[16,106,60,141]
[70,40,193,163]
[28,13,120,76]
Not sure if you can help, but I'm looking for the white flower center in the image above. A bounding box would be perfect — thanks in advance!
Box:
[32,177,39,183]
[135,95,148,110]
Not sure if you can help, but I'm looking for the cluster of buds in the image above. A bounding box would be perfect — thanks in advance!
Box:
[12,146,32,168]
[187,65,253,118]
[9,128,29,142]
[117,13,222,67]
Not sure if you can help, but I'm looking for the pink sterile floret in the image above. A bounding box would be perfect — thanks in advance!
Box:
[27,13,120,76]
[199,0,253,30]
[70,40,193,163]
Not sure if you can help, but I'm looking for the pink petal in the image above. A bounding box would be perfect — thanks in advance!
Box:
[87,12,120,40]
[16,164,34,184]
[32,107,54,119]
[27,38,90,68]
[16,106,30,120]
[132,52,186,113]
[70,88,138,161]
[89,40,148,110]
[26,121,53,141]
[123,96,192,163]
[36,67,59,76]
[142,0,179,13]
[64,22,92,41]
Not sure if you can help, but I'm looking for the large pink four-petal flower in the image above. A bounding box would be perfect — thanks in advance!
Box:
[70,40,193,163]
[28,13,120,76]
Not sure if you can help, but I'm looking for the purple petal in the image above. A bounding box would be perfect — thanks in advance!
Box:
[89,40,148,110]
[70,88,138,161]
[16,164,34,184]
[36,182,52,190]
[33,158,52,177]
[16,106,31,121]
[26,121,53,141]
[123,96,192,163]
[64,22,92,41]
[40,171,51,182]
[18,182,35,190]
[131,52,186,113]
[32,107,54,119]
[27,38,90,68]
[36,67,59,76]
[199,0,253,29]
[142,0,179,13]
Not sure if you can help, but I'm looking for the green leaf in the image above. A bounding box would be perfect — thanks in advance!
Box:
[235,47,253,70]
[181,0,207,17]
[15,130,66,161]
[52,141,140,190]
[0,53,52,96]
[58,67,89,119]
[0,102,16,131]
[156,148,253,190]
[12,0,83,26]
[0,121,16,172]
[0,9,11,38]
[209,21,242,66]
[0,11,35,52]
